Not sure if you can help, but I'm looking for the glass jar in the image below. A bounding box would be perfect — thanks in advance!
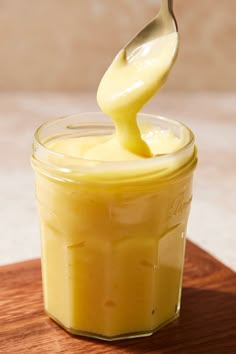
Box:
[31,112,197,341]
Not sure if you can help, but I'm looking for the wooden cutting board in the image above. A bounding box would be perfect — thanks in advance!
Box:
[1,240,236,354]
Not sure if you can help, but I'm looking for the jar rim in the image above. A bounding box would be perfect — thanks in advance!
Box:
[31,112,197,183]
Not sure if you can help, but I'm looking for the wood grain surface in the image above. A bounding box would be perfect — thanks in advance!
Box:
[1,240,236,354]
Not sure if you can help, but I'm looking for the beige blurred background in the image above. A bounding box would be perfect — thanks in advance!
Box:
[0,0,235,91]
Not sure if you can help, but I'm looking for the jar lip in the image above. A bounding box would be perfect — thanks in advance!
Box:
[32,112,196,175]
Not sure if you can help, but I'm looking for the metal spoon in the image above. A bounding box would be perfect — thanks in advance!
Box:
[125,0,179,63]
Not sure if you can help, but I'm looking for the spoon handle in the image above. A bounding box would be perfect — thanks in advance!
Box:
[161,0,173,13]
[160,0,178,31]
[168,0,173,11]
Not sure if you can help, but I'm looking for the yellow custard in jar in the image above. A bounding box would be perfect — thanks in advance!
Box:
[32,113,197,340]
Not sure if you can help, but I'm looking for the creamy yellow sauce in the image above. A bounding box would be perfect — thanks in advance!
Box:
[97,32,178,157]
[48,124,186,162]
[33,20,196,340]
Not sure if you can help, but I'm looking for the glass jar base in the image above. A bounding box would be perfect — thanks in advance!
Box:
[47,311,180,341]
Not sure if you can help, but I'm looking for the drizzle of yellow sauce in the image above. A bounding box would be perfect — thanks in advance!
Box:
[97,32,179,157]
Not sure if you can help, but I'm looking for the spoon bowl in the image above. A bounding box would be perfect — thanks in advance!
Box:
[125,0,179,63]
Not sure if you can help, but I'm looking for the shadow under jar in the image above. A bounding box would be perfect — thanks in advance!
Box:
[31,112,197,341]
